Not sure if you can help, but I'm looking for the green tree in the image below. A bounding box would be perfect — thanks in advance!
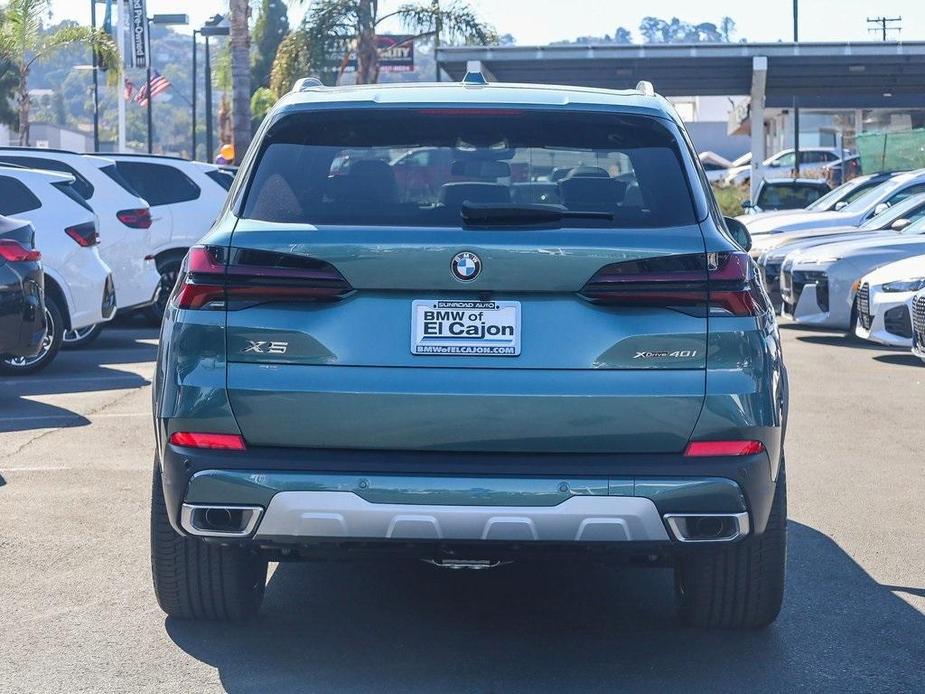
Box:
[289,0,496,86]
[252,0,290,89]
[0,0,117,145]
[229,0,252,161]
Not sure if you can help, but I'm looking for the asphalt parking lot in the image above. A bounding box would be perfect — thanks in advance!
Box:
[1,319,923,693]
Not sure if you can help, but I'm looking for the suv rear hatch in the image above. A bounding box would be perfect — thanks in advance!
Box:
[208,107,713,453]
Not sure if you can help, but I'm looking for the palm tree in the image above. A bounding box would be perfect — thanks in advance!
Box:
[0,0,117,145]
[294,0,496,86]
[229,0,252,161]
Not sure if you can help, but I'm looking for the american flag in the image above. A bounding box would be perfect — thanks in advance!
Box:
[135,70,171,106]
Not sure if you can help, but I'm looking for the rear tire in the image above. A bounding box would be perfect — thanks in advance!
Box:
[144,261,181,326]
[150,457,268,620]
[0,295,64,376]
[675,463,787,629]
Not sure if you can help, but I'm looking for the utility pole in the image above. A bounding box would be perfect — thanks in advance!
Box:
[205,34,213,161]
[867,16,902,41]
[434,0,441,82]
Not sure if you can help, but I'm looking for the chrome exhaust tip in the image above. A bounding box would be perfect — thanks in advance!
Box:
[663,512,750,543]
[180,503,263,538]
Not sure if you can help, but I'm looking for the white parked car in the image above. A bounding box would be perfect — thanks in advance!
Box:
[739,178,831,214]
[103,154,232,321]
[723,147,842,187]
[779,216,925,330]
[736,171,900,225]
[698,151,733,183]
[854,254,925,346]
[0,148,160,342]
[0,166,114,374]
[743,169,925,236]
[752,192,925,264]
[911,288,925,362]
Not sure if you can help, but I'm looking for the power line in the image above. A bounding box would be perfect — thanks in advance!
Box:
[866,16,902,41]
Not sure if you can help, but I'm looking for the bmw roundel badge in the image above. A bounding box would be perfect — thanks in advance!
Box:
[451,251,481,282]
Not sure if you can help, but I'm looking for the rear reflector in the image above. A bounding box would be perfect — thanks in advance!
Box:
[0,239,41,262]
[684,440,765,457]
[117,208,153,229]
[169,432,247,450]
[65,222,99,247]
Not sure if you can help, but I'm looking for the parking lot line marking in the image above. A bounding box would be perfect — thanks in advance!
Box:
[1,466,74,471]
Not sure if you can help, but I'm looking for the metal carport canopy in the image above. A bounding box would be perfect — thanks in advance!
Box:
[437,42,925,108]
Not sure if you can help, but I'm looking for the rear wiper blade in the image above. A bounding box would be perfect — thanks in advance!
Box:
[460,202,613,225]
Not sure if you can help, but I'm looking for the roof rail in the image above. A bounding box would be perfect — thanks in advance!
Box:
[291,77,324,92]
[635,80,655,97]
[461,60,489,86]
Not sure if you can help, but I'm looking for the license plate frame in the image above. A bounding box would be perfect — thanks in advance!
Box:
[411,300,521,356]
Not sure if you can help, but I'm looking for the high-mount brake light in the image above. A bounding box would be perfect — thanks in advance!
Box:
[65,222,99,247]
[169,432,247,450]
[172,245,353,310]
[580,251,766,316]
[0,239,41,262]
[684,440,765,457]
[117,208,153,229]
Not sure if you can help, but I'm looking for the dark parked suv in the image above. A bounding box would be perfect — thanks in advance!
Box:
[151,75,789,629]
[0,214,45,363]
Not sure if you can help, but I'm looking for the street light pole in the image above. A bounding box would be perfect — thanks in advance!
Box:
[90,0,100,151]
[192,30,198,160]
[146,61,153,153]
[204,34,213,162]
[792,0,800,177]
[200,16,229,163]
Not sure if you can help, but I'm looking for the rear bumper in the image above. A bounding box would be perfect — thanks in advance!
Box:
[158,444,777,546]
[0,262,45,357]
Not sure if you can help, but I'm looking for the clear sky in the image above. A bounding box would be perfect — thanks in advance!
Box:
[49,0,925,45]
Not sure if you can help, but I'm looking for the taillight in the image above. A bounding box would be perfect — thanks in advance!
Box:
[172,245,353,310]
[580,251,767,317]
[117,208,152,229]
[0,239,41,262]
[684,440,765,457]
[65,222,99,247]
[169,432,247,450]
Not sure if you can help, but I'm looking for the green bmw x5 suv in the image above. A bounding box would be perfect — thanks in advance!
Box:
[151,73,788,629]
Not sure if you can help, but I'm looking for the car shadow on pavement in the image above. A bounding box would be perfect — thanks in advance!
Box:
[795,334,901,351]
[0,326,157,433]
[873,353,924,367]
[165,522,924,693]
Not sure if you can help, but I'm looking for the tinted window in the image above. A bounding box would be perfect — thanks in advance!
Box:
[885,183,925,207]
[100,163,142,197]
[756,182,829,210]
[205,169,234,191]
[0,155,94,199]
[0,176,42,215]
[51,181,94,213]
[241,109,698,228]
[115,161,201,206]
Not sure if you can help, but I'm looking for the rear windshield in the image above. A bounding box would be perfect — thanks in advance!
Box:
[205,168,234,191]
[100,164,142,198]
[756,182,828,210]
[51,181,94,213]
[241,109,697,228]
